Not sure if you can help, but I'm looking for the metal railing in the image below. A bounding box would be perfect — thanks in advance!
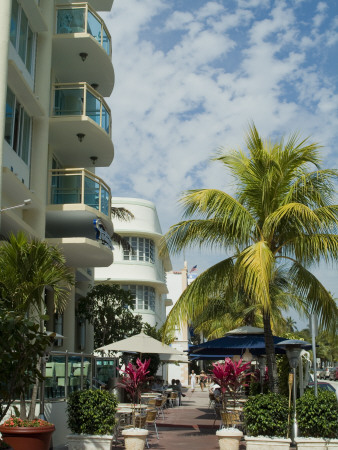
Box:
[56,3,111,56]
[52,82,111,135]
[49,168,111,217]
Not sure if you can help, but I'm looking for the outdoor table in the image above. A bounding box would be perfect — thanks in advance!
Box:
[117,403,148,411]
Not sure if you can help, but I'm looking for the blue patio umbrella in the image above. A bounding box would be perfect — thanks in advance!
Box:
[188,326,311,358]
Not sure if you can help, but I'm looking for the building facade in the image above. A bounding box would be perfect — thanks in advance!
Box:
[166,263,190,385]
[95,197,172,328]
[0,0,116,353]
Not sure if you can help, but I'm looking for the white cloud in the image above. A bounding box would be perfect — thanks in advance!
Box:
[99,0,338,288]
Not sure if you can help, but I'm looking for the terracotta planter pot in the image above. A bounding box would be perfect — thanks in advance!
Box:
[244,436,292,450]
[122,428,149,450]
[67,434,114,449]
[295,438,338,449]
[216,428,243,450]
[0,425,55,450]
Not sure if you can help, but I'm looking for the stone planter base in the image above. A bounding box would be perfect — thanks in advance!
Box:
[67,433,113,450]
[216,428,243,450]
[122,428,149,450]
[245,436,292,450]
[295,438,338,449]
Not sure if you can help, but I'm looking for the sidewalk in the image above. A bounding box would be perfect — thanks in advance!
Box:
[113,389,245,449]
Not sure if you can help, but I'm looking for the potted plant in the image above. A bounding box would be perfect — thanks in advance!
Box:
[66,389,118,450]
[295,388,338,449]
[243,393,292,449]
[0,417,55,450]
[210,358,251,450]
[118,358,152,450]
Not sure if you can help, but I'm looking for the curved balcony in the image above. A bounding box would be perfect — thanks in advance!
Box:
[46,169,114,267]
[49,83,114,167]
[49,168,111,217]
[53,3,114,96]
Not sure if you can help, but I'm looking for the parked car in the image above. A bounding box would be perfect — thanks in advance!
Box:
[318,367,330,379]
[307,382,338,400]
[329,367,338,381]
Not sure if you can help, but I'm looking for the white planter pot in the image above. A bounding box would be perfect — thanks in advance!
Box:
[122,428,149,450]
[295,438,338,449]
[66,434,113,450]
[216,428,243,450]
[245,436,292,450]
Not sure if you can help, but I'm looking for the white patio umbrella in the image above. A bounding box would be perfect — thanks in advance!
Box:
[95,332,187,362]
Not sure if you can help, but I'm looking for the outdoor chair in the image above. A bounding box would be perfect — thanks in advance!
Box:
[208,392,216,408]
[157,395,167,419]
[219,409,243,430]
[168,391,178,407]
[145,409,159,440]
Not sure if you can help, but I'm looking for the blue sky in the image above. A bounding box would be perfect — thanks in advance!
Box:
[99,0,338,327]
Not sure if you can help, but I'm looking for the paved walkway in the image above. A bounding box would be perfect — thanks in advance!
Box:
[113,389,245,449]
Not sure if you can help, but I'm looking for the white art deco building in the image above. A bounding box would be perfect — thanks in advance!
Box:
[95,197,172,328]
[0,0,116,353]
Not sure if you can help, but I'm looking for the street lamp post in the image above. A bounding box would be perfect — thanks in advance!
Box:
[276,339,311,442]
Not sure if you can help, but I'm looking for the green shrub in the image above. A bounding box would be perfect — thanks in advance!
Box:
[244,393,290,437]
[67,389,117,435]
[296,388,338,438]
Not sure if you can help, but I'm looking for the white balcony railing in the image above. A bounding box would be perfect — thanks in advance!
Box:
[49,168,111,217]
[52,82,111,135]
[56,3,111,56]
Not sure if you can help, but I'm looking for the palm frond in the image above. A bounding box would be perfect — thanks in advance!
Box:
[111,207,134,221]
[289,262,338,330]
[236,241,274,311]
[163,257,235,335]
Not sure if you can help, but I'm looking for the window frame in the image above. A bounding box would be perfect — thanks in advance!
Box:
[122,285,156,312]
[123,236,155,264]
[10,0,37,77]
[5,87,32,166]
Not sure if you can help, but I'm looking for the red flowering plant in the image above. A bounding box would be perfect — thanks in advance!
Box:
[117,358,152,427]
[210,358,252,410]
[1,416,53,428]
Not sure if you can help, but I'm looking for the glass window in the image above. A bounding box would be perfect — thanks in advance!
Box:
[102,27,110,55]
[54,88,83,116]
[123,237,155,264]
[87,11,101,44]
[57,8,86,34]
[101,187,109,216]
[5,88,15,145]
[5,87,32,166]
[86,91,101,125]
[122,285,156,311]
[10,1,36,76]
[26,27,34,74]
[10,0,19,47]
[18,12,28,62]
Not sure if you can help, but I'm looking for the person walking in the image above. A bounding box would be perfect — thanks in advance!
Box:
[199,370,207,392]
[190,370,197,393]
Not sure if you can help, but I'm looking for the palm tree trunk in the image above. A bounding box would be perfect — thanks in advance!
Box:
[263,311,279,393]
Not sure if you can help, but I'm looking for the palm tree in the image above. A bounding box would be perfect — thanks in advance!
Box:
[161,124,338,391]
[0,232,74,314]
[0,232,74,418]
[285,316,297,333]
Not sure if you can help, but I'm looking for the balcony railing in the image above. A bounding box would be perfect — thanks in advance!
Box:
[52,82,111,135]
[56,3,111,56]
[49,168,111,217]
